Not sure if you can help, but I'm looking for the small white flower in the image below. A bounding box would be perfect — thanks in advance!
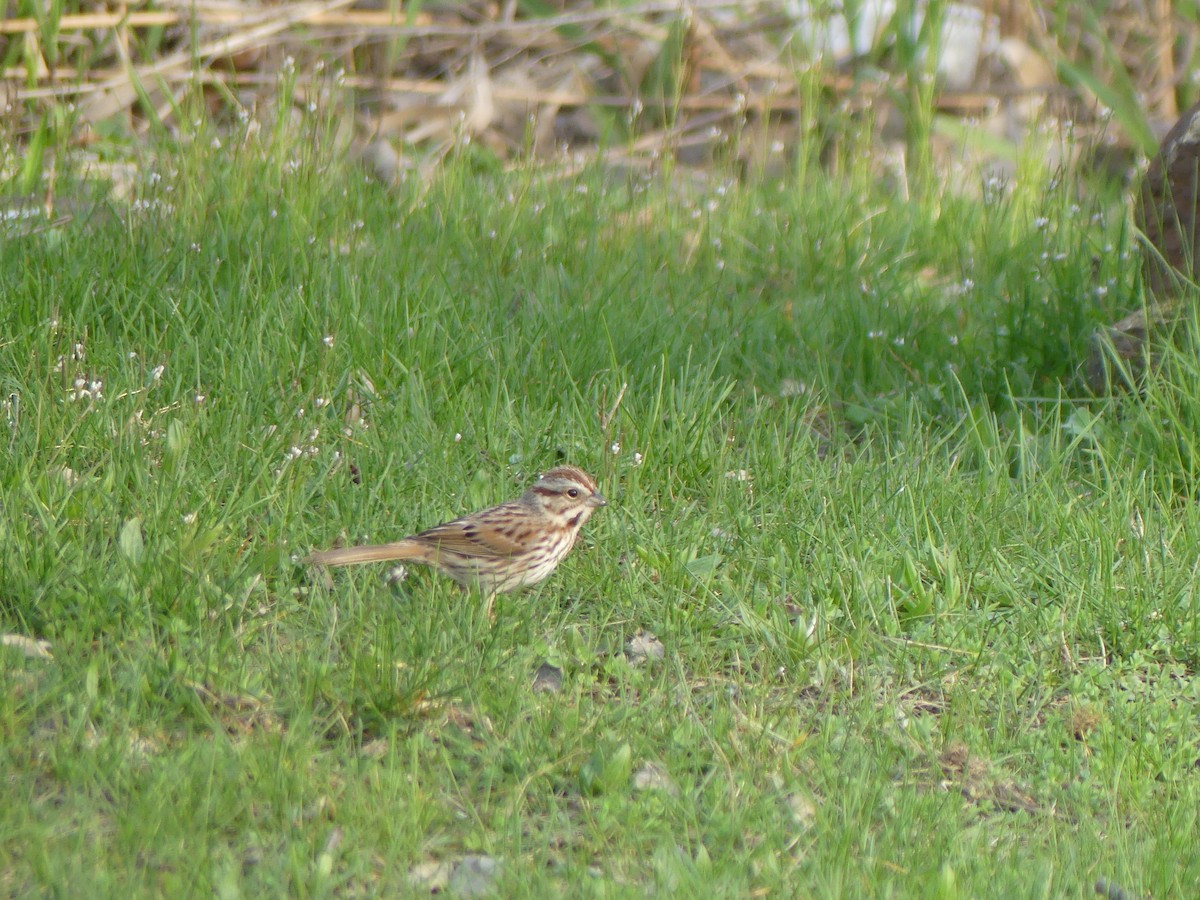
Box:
[322,334,334,347]
[182,512,197,525]
[610,441,621,455]
[632,452,643,466]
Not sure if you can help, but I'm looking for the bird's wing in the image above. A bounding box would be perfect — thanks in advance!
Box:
[413,507,530,560]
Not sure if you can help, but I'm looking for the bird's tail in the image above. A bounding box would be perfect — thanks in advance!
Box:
[308,541,424,567]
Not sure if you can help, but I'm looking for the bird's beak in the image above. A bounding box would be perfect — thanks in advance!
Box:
[588,492,607,508]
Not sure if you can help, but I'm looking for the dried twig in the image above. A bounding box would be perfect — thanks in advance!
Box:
[599,382,628,433]
[77,0,358,123]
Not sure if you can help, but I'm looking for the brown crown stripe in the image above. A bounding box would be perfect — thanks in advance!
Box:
[540,466,596,490]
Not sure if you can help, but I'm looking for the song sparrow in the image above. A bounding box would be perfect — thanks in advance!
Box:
[309,464,606,612]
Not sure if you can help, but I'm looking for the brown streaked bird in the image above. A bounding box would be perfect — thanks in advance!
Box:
[309,465,606,613]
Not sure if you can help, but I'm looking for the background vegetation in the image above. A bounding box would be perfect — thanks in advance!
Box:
[2,2,1199,897]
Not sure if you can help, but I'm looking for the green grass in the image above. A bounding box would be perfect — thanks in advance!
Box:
[2,110,1199,898]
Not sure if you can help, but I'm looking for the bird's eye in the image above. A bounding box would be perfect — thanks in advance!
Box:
[567,488,580,499]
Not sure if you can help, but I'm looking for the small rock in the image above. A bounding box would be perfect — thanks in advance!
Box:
[449,855,501,897]
[633,761,679,797]
[625,630,664,665]
[532,663,563,694]
[1094,877,1135,900]
[408,860,453,892]
[360,738,390,759]
[787,791,817,827]
[779,378,807,398]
